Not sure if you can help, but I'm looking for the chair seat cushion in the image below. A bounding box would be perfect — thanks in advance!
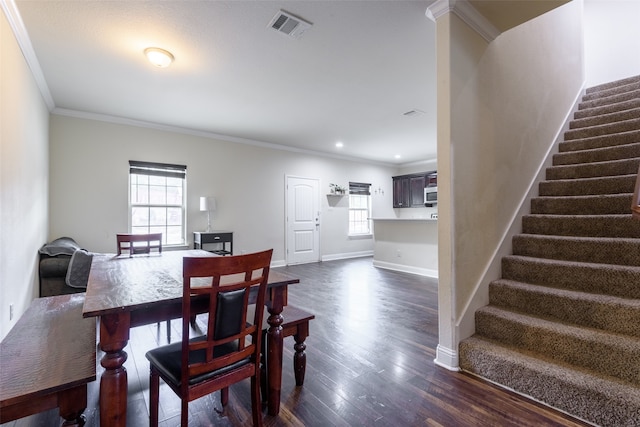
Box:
[145,336,250,387]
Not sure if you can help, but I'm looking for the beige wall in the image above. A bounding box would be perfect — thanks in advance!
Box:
[0,8,50,339]
[435,1,584,369]
[49,114,399,264]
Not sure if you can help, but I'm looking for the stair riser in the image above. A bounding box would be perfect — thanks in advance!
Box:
[552,143,640,166]
[575,98,640,120]
[489,280,640,338]
[530,194,633,215]
[475,309,640,385]
[586,75,640,94]
[579,89,640,111]
[501,256,640,299]
[546,159,640,180]
[570,108,640,130]
[539,175,637,196]
[582,81,640,102]
[512,235,640,266]
[564,118,640,141]
[559,129,640,152]
[459,339,640,427]
[522,215,640,238]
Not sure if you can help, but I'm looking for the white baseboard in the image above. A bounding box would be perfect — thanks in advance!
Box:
[321,251,373,262]
[434,344,460,371]
[373,260,439,278]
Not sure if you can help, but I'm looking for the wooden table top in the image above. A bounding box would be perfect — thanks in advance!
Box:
[82,249,298,318]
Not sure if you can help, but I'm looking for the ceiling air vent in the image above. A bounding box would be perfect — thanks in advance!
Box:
[268,10,312,39]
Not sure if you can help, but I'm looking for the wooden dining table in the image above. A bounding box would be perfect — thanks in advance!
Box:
[82,249,299,426]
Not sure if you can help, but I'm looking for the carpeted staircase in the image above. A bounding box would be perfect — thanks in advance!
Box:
[459,75,640,427]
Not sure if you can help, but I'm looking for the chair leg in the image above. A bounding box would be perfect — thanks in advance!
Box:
[221,387,229,406]
[260,351,268,405]
[250,376,264,427]
[166,319,171,342]
[149,366,160,427]
[181,399,189,427]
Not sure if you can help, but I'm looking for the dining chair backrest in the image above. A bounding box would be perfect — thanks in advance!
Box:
[181,250,272,389]
[116,233,162,257]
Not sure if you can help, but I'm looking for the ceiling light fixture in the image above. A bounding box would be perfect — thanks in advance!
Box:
[144,47,174,68]
[395,154,402,159]
[335,142,344,148]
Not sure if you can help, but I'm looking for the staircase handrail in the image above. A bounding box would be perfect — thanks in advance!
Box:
[633,164,640,220]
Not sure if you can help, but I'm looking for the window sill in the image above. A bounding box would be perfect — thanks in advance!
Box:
[348,233,373,240]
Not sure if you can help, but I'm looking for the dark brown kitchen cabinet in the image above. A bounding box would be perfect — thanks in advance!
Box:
[393,176,410,207]
[392,171,436,208]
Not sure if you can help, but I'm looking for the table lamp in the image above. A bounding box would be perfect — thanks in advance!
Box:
[199,196,216,232]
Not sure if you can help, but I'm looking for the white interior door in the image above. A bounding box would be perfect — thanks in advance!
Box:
[286,176,320,265]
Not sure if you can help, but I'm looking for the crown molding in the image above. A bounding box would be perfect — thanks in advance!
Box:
[425,0,500,43]
[1,0,55,110]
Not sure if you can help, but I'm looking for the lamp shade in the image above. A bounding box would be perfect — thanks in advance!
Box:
[200,196,216,212]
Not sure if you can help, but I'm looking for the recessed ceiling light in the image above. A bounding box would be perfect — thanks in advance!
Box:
[335,142,344,148]
[394,154,401,159]
[144,47,174,68]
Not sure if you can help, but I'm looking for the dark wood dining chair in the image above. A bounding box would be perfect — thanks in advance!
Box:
[116,232,162,257]
[145,249,273,427]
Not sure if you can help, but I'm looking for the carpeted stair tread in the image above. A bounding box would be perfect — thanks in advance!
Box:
[512,233,640,266]
[575,97,640,120]
[552,142,640,165]
[582,80,640,102]
[564,117,640,141]
[489,279,640,338]
[546,157,639,180]
[538,174,637,196]
[501,255,640,299]
[558,129,640,152]
[585,75,640,94]
[474,305,640,384]
[530,193,632,215]
[459,336,640,427]
[578,88,640,111]
[522,214,640,238]
[570,107,640,129]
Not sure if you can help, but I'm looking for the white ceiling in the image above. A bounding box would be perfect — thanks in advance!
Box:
[13,1,437,166]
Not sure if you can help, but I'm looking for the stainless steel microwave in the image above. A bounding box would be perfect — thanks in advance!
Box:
[424,186,437,206]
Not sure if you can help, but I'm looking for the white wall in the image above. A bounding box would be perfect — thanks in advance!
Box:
[434,1,584,369]
[49,114,398,264]
[584,0,640,87]
[372,219,438,277]
[0,8,50,340]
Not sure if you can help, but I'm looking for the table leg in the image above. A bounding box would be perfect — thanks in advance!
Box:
[293,322,309,386]
[59,385,87,426]
[99,312,130,427]
[266,298,284,416]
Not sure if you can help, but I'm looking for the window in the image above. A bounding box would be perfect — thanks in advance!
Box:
[129,161,187,246]
[348,182,371,235]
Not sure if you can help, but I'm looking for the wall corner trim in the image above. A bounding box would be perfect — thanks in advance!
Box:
[425,0,500,43]
[434,344,460,371]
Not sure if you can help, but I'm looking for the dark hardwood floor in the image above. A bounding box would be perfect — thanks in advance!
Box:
[3,257,590,426]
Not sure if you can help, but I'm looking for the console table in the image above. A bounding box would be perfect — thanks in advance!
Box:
[193,231,233,255]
